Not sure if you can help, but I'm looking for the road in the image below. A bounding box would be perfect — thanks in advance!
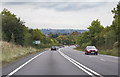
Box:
[2,46,119,77]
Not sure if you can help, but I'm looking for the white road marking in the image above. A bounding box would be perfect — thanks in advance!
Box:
[58,49,103,77]
[100,59,106,62]
[58,51,95,77]
[6,51,47,77]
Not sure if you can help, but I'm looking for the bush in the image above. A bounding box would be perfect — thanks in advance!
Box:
[81,42,91,49]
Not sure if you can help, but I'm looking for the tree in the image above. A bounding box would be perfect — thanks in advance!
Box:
[76,31,91,48]
[24,27,32,46]
[32,29,44,41]
[11,33,15,44]
[0,14,1,41]
[112,2,120,47]
[112,2,120,55]
[2,8,25,45]
[70,31,78,36]
[51,33,58,38]
[87,19,104,46]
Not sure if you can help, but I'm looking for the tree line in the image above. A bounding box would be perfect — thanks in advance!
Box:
[76,2,120,56]
[1,2,120,56]
[1,8,76,48]
[1,8,58,48]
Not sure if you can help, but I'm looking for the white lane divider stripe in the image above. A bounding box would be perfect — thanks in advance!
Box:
[59,51,95,77]
[6,51,47,77]
[69,57,102,76]
[58,49,103,77]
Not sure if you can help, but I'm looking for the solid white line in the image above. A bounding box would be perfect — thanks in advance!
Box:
[68,57,100,75]
[6,51,47,77]
[58,50,103,77]
[58,51,95,77]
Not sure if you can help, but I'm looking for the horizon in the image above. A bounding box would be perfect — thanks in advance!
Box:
[40,28,88,30]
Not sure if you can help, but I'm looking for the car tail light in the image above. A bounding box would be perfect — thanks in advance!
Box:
[95,49,98,52]
[95,50,98,52]
[87,50,90,52]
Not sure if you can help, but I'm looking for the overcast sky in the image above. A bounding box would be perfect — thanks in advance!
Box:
[1,0,119,29]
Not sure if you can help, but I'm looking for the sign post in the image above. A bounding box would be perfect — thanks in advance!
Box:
[33,40,40,44]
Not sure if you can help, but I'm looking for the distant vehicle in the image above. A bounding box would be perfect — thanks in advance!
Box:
[59,46,62,48]
[55,46,59,50]
[85,46,98,55]
[75,44,78,47]
[51,46,59,50]
[62,45,65,47]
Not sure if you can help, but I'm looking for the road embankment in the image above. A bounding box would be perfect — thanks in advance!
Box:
[1,41,49,67]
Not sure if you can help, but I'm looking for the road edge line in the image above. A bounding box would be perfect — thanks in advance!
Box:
[6,51,47,77]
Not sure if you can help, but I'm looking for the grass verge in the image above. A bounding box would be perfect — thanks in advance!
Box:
[1,41,49,67]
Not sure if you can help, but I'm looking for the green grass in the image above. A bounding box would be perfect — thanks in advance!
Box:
[74,47,119,57]
[98,48,119,57]
[1,41,49,67]
[74,48,85,52]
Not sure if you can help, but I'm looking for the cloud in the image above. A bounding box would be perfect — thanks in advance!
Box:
[53,3,106,11]
[3,2,106,12]
[2,0,120,2]
[3,2,27,5]
[1,2,118,29]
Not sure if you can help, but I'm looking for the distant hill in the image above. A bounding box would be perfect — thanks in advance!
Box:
[40,29,88,35]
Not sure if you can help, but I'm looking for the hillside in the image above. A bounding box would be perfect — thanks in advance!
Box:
[40,29,87,35]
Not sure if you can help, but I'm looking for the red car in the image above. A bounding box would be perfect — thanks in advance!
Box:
[85,46,98,55]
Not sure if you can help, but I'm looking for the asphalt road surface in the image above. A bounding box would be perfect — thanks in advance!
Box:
[2,46,119,77]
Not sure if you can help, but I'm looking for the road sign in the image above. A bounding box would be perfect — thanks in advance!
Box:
[33,41,36,44]
[33,41,40,44]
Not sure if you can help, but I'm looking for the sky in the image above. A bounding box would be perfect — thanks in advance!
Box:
[1,0,119,29]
